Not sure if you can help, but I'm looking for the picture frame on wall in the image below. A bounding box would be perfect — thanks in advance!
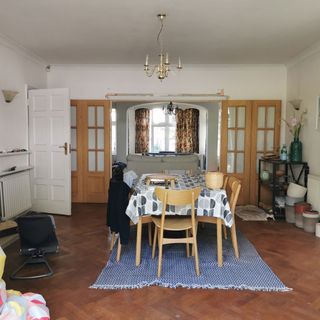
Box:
[316,96,320,131]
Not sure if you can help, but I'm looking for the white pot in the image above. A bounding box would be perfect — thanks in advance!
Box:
[287,182,307,198]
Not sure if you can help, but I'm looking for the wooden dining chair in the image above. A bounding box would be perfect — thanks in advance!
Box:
[228,178,241,259]
[151,187,201,277]
[197,177,241,266]
[112,216,153,266]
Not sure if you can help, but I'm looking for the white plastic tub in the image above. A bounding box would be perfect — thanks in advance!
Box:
[303,211,319,233]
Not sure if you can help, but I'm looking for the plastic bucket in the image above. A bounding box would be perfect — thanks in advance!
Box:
[285,206,295,223]
[294,202,312,228]
[303,211,319,233]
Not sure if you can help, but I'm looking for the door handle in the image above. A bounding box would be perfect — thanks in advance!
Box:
[59,142,68,155]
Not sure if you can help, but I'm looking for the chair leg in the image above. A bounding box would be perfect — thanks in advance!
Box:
[185,230,190,257]
[216,218,223,267]
[110,232,116,251]
[10,256,53,280]
[152,227,158,259]
[223,224,228,240]
[135,218,143,266]
[148,223,152,246]
[157,234,163,278]
[192,225,200,276]
[231,224,240,259]
[116,240,122,262]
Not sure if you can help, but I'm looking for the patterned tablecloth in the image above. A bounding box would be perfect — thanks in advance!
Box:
[126,174,233,227]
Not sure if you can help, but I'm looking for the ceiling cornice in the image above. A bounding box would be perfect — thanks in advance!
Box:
[286,40,320,69]
[0,33,47,67]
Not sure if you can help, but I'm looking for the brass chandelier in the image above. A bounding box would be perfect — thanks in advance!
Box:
[144,14,182,81]
[163,101,179,115]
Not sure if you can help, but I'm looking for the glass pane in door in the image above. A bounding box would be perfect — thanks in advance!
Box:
[257,107,265,128]
[71,128,77,149]
[227,152,235,173]
[237,107,245,128]
[88,107,95,126]
[256,130,264,151]
[266,107,275,128]
[228,107,236,128]
[97,107,104,126]
[97,151,104,171]
[228,130,235,150]
[71,106,77,127]
[266,131,274,151]
[237,130,245,151]
[97,129,104,149]
[71,151,77,171]
[88,129,95,149]
[88,151,96,171]
[236,153,244,173]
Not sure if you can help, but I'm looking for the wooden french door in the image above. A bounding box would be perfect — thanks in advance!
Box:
[220,101,252,205]
[70,100,111,203]
[249,100,281,204]
[220,100,281,205]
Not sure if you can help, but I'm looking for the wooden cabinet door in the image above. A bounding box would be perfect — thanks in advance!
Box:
[71,100,111,203]
[220,100,281,205]
[220,100,252,205]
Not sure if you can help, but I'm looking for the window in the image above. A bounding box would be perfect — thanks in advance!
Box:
[111,108,116,155]
[150,108,176,152]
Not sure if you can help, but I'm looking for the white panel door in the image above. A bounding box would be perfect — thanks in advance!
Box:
[29,88,71,215]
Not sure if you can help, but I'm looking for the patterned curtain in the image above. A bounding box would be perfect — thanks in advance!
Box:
[135,108,150,153]
[176,108,199,153]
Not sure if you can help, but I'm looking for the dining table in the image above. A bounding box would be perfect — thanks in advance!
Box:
[125,173,233,266]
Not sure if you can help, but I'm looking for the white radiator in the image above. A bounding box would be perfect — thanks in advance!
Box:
[0,171,32,221]
[307,174,320,211]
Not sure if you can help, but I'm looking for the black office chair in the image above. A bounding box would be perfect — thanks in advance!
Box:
[11,214,59,280]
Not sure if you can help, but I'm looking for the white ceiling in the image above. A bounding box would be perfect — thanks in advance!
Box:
[1,0,320,65]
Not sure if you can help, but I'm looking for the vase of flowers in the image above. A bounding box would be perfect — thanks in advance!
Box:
[283,102,307,162]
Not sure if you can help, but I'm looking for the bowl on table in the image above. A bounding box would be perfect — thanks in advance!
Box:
[205,171,224,189]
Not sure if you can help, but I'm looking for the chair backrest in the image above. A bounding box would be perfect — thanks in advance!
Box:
[17,215,59,255]
[229,179,242,215]
[226,176,238,199]
[155,187,201,224]
[155,187,201,206]
[223,174,229,190]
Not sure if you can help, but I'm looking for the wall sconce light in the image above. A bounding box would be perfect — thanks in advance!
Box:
[288,99,302,110]
[2,90,19,103]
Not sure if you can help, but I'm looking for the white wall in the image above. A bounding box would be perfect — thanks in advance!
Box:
[0,39,46,171]
[48,64,286,100]
[48,64,287,170]
[287,47,320,177]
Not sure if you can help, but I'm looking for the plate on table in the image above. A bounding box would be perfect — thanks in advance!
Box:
[145,174,177,186]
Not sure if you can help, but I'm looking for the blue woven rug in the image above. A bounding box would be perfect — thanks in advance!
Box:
[91,225,291,291]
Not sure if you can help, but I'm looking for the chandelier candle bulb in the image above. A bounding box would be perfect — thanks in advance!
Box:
[165,53,169,64]
[145,55,149,66]
[178,57,182,69]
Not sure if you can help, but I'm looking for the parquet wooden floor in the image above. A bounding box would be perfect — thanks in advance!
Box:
[2,203,320,319]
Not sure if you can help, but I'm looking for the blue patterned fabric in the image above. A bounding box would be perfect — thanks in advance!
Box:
[126,174,233,226]
[91,225,291,291]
